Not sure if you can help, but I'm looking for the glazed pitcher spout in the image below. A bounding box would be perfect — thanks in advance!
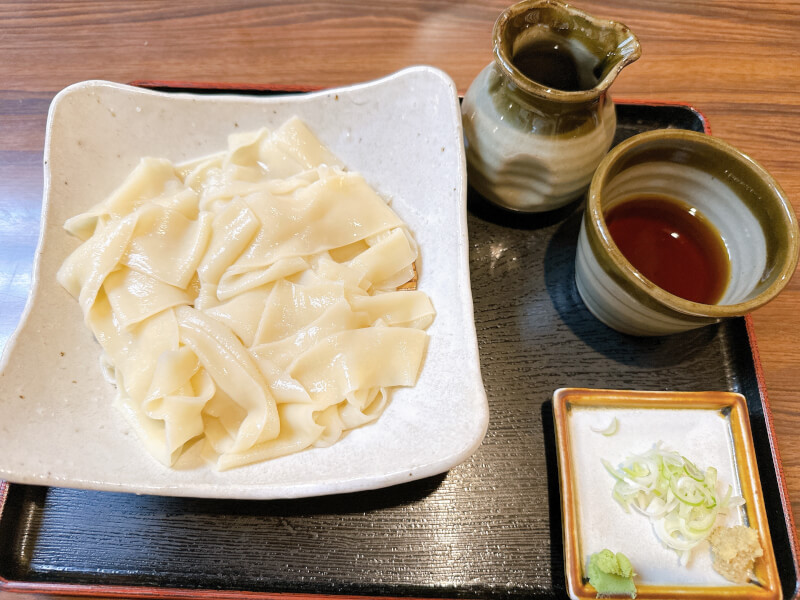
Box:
[493,0,641,103]
[462,0,642,212]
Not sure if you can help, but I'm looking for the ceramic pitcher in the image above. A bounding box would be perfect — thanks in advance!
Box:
[462,0,641,212]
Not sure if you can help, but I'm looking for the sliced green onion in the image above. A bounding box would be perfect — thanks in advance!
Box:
[602,458,625,482]
[669,474,705,506]
[623,461,650,478]
[706,466,717,487]
[590,417,619,436]
[603,443,742,564]
[682,456,704,481]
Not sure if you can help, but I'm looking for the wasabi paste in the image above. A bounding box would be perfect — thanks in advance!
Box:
[586,549,637,598]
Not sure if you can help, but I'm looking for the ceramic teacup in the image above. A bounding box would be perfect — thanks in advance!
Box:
[575,129,800,336]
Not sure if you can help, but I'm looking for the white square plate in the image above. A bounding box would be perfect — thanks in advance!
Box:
[0,66,488,499]
[553,388,781,600]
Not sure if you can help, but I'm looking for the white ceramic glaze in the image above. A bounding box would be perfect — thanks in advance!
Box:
[576,129,799,337]
[0,67,489,499]
[568,406,744,585]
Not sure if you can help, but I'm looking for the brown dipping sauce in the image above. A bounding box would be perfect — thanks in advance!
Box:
[512,38,600,92]
[605,194,731,305]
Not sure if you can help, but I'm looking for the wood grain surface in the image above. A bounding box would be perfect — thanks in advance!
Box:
[1,1,799,598]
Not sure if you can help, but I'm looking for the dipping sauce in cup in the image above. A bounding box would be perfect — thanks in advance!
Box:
[575,129,800,336]
[604,193,731,305]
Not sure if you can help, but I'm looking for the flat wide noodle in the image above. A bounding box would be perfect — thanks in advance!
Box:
[57,116,435,470]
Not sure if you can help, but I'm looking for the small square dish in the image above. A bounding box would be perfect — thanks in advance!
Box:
[0,66,488,499]
[553,388,781,600]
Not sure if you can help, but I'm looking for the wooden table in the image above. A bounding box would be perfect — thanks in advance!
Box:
[1,1,798,598]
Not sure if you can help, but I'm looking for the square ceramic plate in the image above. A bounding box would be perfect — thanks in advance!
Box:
[553,388,781,600]
[0,66,488,499]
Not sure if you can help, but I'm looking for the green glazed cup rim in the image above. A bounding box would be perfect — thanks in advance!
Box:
[587,129,800,319]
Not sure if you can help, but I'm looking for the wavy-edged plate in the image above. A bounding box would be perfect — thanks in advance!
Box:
[0,66,488,499]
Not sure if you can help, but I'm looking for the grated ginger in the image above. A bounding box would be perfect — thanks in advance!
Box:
[708,525,763,583]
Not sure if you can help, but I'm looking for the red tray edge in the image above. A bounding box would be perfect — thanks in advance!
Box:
[745,313,800,596]
[0,579,429,600]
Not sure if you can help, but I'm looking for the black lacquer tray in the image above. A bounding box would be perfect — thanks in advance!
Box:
[0,93,797,600]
